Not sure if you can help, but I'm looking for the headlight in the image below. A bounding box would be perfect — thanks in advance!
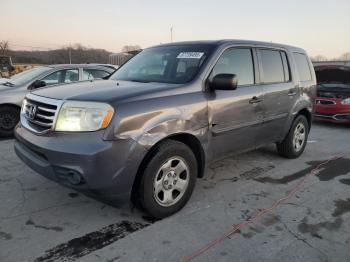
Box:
[55,101,114,132]
[21,98,28,114]
[341,98,350,105]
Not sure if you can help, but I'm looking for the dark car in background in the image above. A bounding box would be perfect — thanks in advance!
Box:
[0,64,116,136]
[314,62,350,124]
[14,40,316,218]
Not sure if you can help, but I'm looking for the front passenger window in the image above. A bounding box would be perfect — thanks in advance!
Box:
[40,71,60,85]
[41,69,79,86]
[212,48,255,86]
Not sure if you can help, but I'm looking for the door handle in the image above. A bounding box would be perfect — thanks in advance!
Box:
[249,96,263,104]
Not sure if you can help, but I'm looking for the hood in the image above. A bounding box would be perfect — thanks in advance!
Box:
[0,78,9,84]
[0,84,14,92]
[31,79,181,103]
[0,83,26,94]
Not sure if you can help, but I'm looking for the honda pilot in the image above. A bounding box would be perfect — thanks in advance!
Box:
[14,40,316,218]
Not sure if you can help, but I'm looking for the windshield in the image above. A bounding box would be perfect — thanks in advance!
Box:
[316,67,350,89]
[4,66,51,87]
[110,44,215,84]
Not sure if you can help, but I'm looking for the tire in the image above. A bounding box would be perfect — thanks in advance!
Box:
[138,140,197,218]
[0,106,20,137]
[277,115,309,159]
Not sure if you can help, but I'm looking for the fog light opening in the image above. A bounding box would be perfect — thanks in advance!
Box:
[67,171,83,185]
[54,167,84,186]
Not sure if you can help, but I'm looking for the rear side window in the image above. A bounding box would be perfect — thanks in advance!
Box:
[212,48,255,86]
[259,49,285,83]
[83,69,111,80]
[294,53,312,81]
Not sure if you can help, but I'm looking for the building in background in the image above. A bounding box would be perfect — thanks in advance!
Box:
[313,61,350,67]
[109,50,141,66]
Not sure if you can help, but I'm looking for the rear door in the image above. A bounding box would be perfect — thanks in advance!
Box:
[256,49,297,144]
[208,47,264,159]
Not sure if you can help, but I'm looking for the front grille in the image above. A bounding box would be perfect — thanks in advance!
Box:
[318,91,350,100]
[315,99,336,105]
[21,94,63,134]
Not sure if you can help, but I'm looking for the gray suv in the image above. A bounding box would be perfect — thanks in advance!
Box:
[14,40,316,218]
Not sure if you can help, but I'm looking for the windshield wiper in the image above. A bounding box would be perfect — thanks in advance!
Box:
[128,79,151,83]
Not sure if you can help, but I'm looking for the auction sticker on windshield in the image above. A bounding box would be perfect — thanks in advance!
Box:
[177,52,204,59]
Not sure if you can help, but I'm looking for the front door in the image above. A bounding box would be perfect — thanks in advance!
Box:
[208,47,264,159]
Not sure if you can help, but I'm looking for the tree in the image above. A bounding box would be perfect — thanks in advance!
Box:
[311,55,328,62]
[339,52,350,61]
[122,45,142,53]
[0,41,10,55]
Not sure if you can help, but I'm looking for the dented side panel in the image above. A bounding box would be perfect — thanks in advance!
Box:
[108,88,210,153]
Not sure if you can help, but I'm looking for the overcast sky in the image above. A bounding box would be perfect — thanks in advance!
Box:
[1,0,349,58]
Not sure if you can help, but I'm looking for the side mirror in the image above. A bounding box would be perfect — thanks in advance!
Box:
[29,80,46,90]
[209,74,238,91]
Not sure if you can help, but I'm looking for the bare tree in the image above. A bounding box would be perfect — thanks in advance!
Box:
[0,41,10,55]
[339,52,350,61]
[122,45,142,53]
[311,55,328,62]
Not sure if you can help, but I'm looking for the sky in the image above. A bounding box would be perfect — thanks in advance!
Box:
[1,0,349,58]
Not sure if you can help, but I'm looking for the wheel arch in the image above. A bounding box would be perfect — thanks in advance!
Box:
[296,108,312,131]
[0,103,21,110]
[131,132,206,201]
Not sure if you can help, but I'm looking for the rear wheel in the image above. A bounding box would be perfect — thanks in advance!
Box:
[0,106,20,137]
[277,115,309,159]
[138,140,197,218]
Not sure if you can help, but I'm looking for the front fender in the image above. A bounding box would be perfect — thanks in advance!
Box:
[116,107,208,148]
[108,91,209,149]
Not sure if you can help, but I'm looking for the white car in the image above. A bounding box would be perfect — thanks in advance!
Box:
[0,78,9,84]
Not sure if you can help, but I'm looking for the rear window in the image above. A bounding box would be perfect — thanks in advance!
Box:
[259,49,285,83]
[294,53,312,81]
[83,69,111,80]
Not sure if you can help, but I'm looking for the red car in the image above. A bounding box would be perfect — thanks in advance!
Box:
[314,63,350,124]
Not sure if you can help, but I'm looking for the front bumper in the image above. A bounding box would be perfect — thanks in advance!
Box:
[314,113,350,123]
[14,124,147,203]
[314,98,350,124]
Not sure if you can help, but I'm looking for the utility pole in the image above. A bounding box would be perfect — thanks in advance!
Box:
[170,26,173,43]
[68,44,72,64]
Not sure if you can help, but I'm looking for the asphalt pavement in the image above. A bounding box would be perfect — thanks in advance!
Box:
[1,122,349,262]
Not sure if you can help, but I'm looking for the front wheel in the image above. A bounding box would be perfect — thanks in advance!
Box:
[277,115,309,159]
[138,140,197,218]
[0,106,20,137]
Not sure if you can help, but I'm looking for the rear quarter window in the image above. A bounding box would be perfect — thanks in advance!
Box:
[294,53,312,81]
